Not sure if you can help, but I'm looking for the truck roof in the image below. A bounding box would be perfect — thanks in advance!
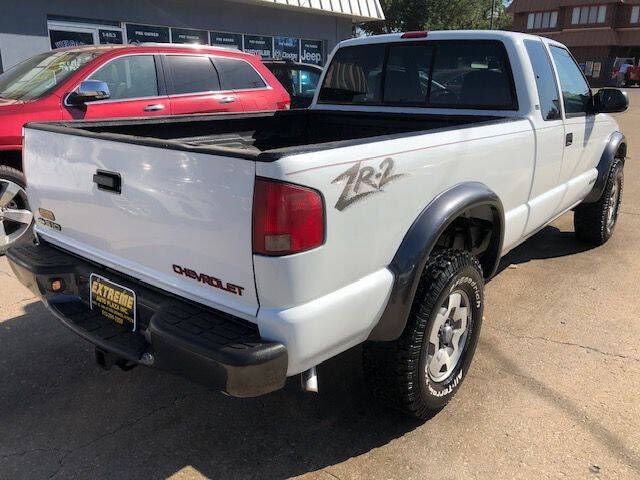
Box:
[339,30,566,49]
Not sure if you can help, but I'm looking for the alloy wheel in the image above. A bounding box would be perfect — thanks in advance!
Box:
[606,177,621,234]
[425,289,471,383]
[0,179,33,249]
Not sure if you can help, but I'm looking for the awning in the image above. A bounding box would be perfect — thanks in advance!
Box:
[233,0,385,21]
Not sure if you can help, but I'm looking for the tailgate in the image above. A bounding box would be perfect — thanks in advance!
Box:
[24,127,258,317]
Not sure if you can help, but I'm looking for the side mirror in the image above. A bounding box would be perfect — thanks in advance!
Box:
[66,80,110,106]
[592,88,629,114]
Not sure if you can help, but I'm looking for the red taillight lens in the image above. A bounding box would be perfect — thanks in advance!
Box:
[253,178,324,256]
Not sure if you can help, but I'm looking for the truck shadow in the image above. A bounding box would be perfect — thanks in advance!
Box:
[495,224,594,275]
[0,302,419,479]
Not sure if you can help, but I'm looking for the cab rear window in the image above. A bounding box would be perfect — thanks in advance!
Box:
[318,40,518,110]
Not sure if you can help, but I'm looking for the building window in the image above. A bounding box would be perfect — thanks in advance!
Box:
[571,5,606,25]
[527,11,558,30]
[631,6,640,24]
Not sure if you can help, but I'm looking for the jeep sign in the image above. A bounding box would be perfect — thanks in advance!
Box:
[300,39,323,66]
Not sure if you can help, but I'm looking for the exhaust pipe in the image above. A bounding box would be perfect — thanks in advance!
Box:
[95,347,137,372]
[300,365,318,393]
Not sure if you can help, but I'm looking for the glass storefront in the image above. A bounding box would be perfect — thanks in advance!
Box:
[47,20,326,65]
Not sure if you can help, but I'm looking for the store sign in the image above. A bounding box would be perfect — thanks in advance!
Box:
[273,36,300,62]
[126,24,170,44]
[171,28,208,44]
[210,31,243,50]
[300,39,324,66]
[49,30,94,49]
[98,29,123,45]
[244,35,273,58]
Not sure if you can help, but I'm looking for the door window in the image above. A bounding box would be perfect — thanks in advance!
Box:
[216,58,266,90]
[524,40,561,120]
[88,55,158,100]
[166,55,220,94]
[549,46,591,115]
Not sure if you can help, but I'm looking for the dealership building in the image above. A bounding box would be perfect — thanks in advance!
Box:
[0,0,385,72]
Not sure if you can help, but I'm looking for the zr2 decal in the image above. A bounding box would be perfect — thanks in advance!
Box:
[331,158,406,211]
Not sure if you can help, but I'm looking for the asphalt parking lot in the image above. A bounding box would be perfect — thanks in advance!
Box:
[2,89,640,480]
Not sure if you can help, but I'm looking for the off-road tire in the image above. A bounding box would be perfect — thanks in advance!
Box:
[574,159,624,246]
[0,165,34,255]
[362,249,484,420]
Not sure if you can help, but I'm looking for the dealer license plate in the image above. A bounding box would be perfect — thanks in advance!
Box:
[90,274,137,331]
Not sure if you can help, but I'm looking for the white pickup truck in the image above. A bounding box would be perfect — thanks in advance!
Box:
[7,31,629,419]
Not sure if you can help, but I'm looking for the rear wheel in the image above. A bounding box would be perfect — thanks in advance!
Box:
[574,159,623,246]
[0,166,34,255]
[362,249,484,420]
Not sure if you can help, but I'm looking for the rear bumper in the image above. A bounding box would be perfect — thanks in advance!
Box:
[7,241,288,397]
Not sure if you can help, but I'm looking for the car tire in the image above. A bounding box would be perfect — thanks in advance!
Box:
[0,165,34,255]
[362,249,484,420]
[574,159,624,246]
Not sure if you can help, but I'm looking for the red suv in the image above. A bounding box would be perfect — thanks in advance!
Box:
[0,44,290,253]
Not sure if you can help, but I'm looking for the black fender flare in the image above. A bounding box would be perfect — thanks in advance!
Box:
[368,182,504,342]
[583,131,626,203]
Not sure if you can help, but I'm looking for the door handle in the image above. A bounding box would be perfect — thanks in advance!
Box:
[143,104,166,112]
[93,170,121,194]
[566,132,573,146]
[215,95,237,104]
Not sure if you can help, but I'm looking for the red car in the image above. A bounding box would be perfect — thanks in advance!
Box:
[0,44,290,252]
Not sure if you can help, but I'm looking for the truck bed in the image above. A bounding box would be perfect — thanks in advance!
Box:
[27,110,506,160]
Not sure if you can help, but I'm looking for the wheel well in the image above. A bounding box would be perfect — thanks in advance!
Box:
[0,150,22,171]
[617,142,627,159]
[433,204,501,278]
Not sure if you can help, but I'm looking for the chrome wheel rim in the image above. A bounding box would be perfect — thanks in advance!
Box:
[0,179,33,249]
[425,289,471,383]
[606,179,620,233]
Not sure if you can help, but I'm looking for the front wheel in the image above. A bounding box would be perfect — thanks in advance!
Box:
[574,159,623,246]
[0,166,34,255]
[363,249,484,420]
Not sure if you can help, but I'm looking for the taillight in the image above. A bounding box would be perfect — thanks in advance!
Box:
[401,31,429,39]
[253,178,324,256]
[277,90,291,110]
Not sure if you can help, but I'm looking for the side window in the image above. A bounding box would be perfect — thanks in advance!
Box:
[296,67,321,97]
[269,66,292,94]
[88,55,158,100]
[383,43,434,104]
[524,40,561,120]
[166,55,220,94]
[549,46,591,115]
[216,58,266,90]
